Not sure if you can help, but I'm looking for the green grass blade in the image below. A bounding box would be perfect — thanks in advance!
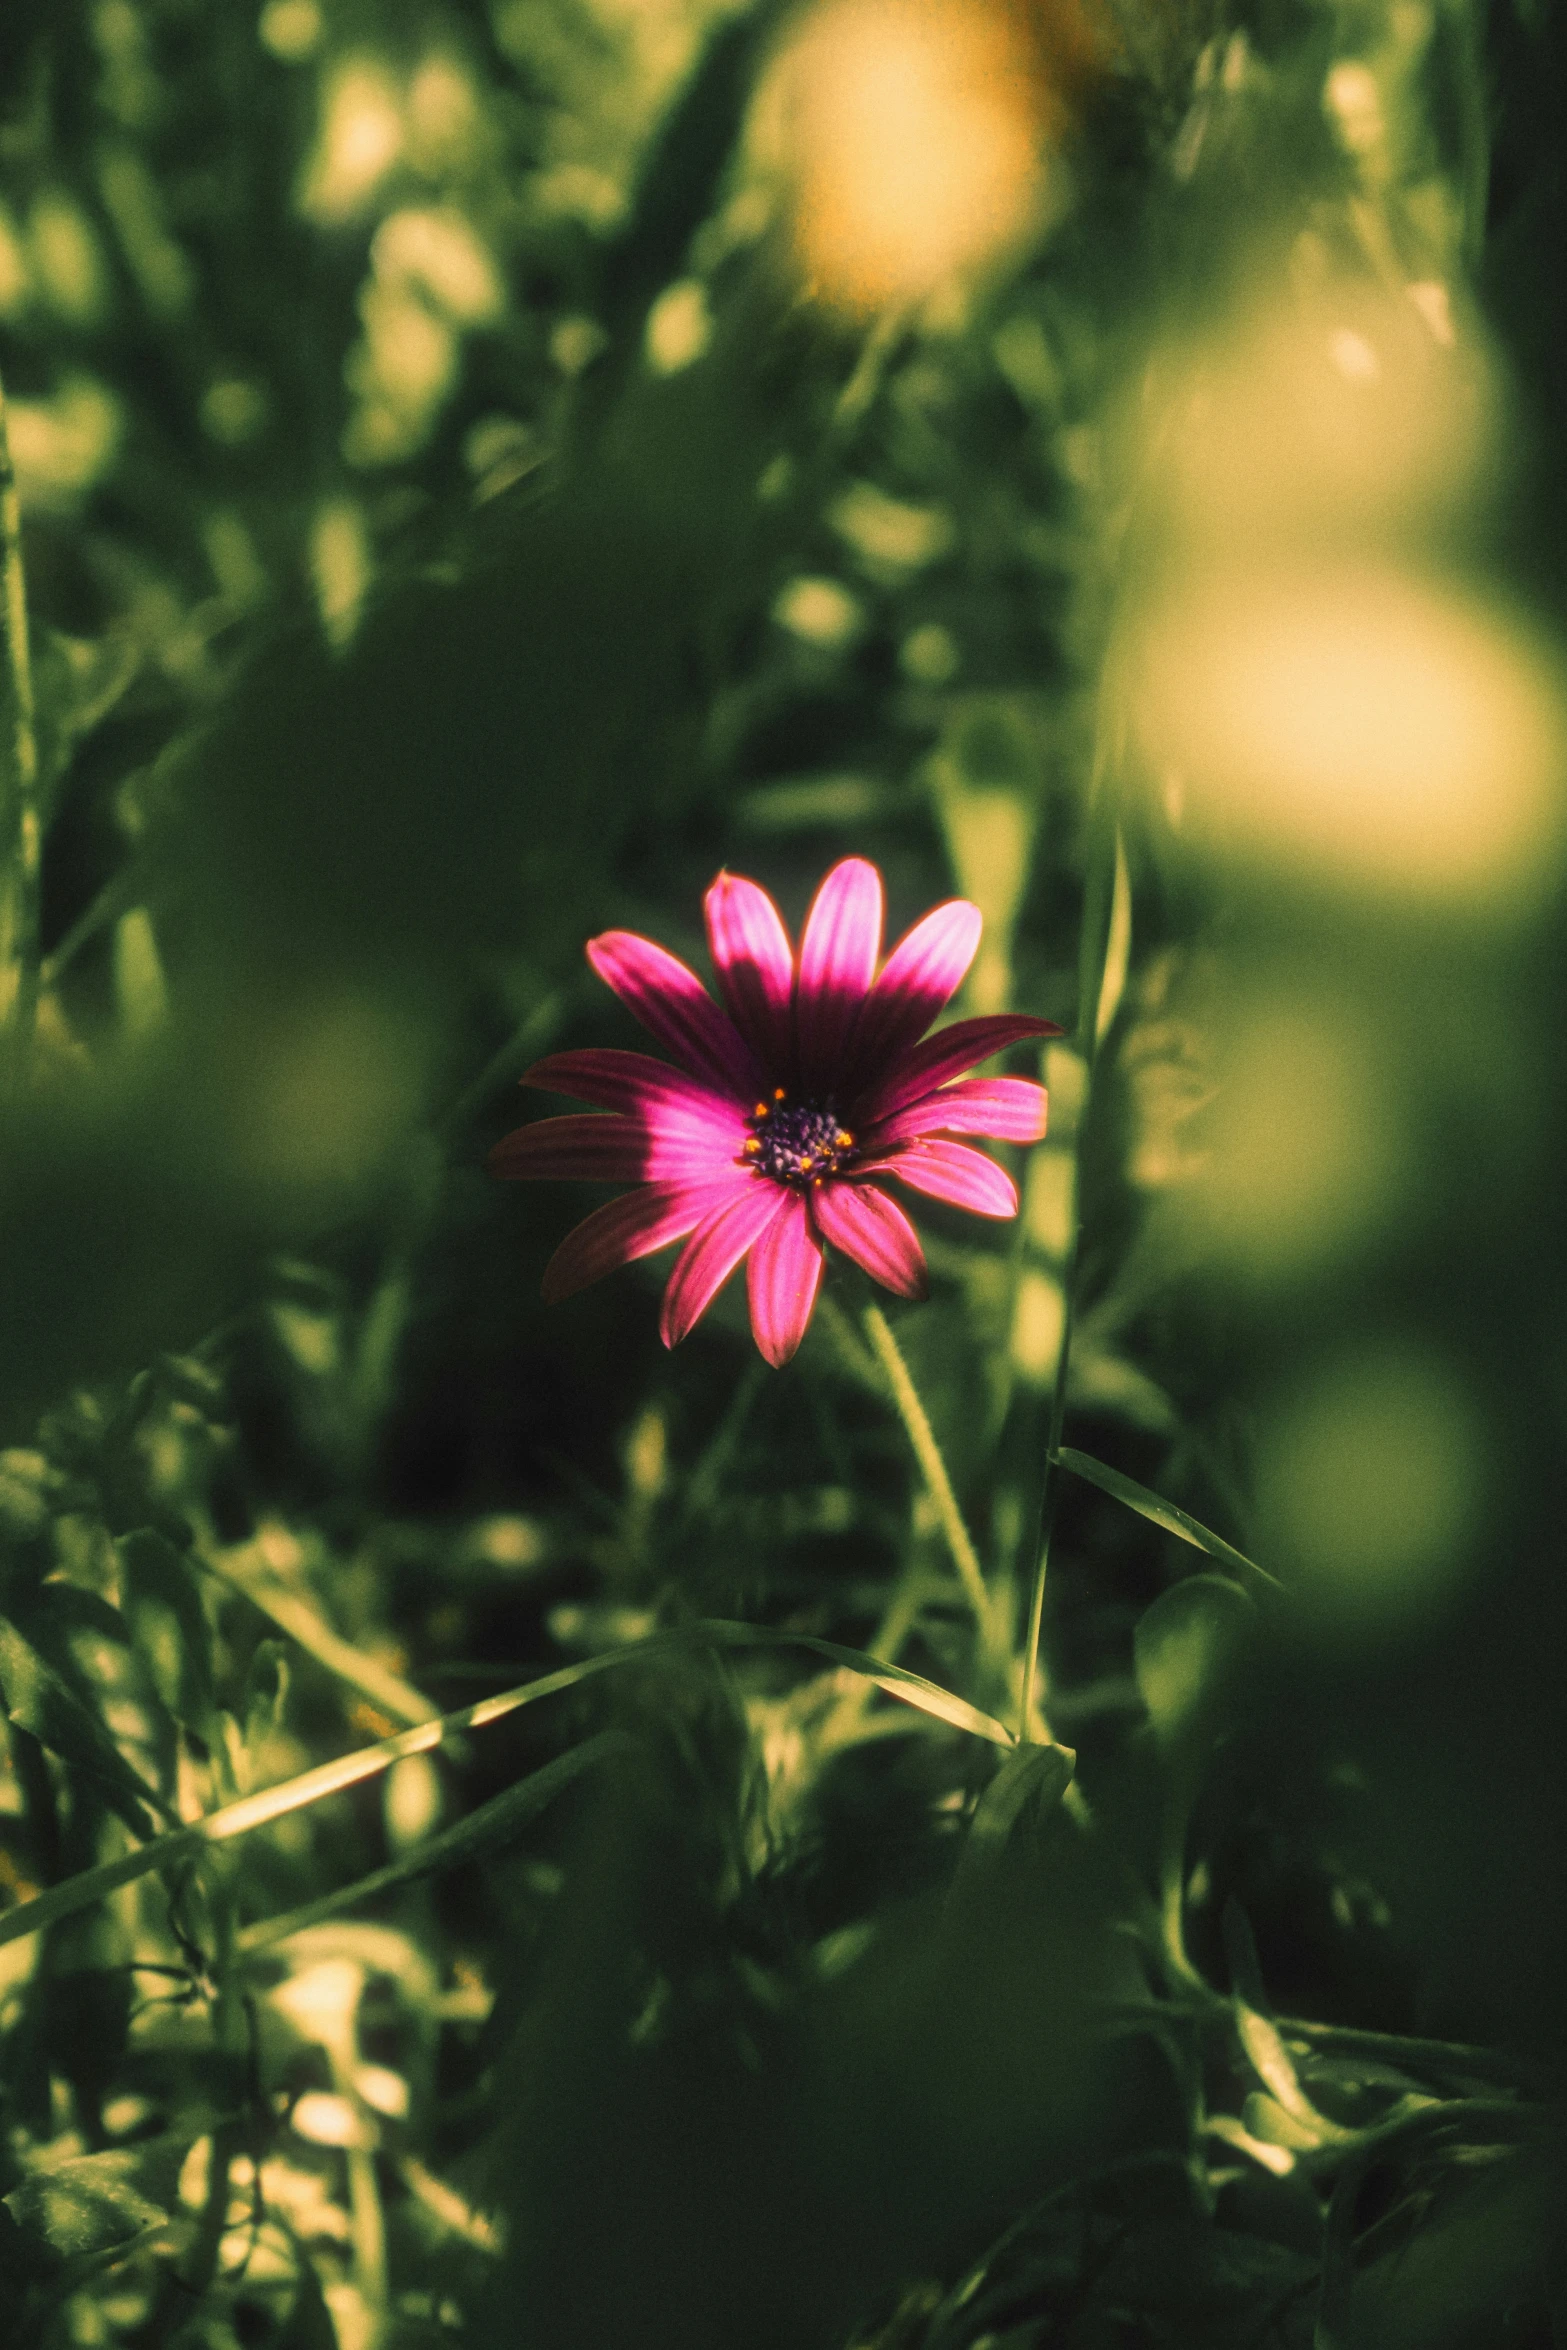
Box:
[238,1730,631,1953]
[1055,1448,1282,1593]
[695,1621,1014,1746]
[0,1619,1008,1952]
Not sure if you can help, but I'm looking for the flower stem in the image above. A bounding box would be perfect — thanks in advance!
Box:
[0,365,39,1070]
[860,1299,992,1640]
[1017,756,1125,1741]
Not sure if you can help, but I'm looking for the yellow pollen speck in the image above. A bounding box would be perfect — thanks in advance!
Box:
[774,1087,787,1101]
[743,1138,761,1154]
[837,1129,854,1146]
[753,1100,769,1118]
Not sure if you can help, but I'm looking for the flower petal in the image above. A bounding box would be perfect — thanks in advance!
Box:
[489,1113,736,1185]
[523,1050,748,1145]
[745,1190,824,1365]
[705,871,795,1074]
[867,1139,1020,1219]
[490,1114,654,1184]
[862,1013,1061,1121]
[810,1179,929,1300]
[586,930,760,1098]
[848,898,982,1081]
[540,1181,738,1304]
[867,1075,1049,1148]
[660,1179,788,1349]
[796,857,883,1090]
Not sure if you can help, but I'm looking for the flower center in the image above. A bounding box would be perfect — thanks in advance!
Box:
[742,1089,856,1186]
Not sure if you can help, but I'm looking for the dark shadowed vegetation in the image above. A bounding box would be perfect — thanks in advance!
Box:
[0,1,1563,2345]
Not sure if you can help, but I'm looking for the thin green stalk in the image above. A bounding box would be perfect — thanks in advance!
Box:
[1017,760,1125,1741]
[176,1858,248,2303]
[338,2069,388,2330]
[859,1299,992,1639]
[1017,1256,1084,1740]
[832,303,908,436]
[0,363,40,1062]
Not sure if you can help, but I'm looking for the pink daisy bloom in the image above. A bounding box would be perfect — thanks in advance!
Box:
[490,858,1060,1366]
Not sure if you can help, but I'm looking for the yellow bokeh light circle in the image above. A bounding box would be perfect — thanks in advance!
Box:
[752,0,1061,314]
[1134,565,1567,907]
[1140,275,1498,552]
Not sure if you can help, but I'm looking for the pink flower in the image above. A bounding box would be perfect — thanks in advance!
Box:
[490,858,1059,1366]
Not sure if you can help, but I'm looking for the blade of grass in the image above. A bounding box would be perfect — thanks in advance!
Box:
[856,1299,992,1642]
[0,363,41,1063]
[701,1621,1013,1745]
[237,1732,630,1952]
[0,1620,1011,1951]
[1055,1447,1281,1594]
[1017,786,1122,1741]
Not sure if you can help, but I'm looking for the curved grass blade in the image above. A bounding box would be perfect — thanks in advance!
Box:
[1055,1448,1281,1594]
[695,1620,1014,1746]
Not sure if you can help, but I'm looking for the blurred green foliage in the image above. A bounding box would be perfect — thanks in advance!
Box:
[1,0,1564,2346]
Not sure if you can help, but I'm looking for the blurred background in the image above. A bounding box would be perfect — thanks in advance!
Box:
[0,0,1564,2345]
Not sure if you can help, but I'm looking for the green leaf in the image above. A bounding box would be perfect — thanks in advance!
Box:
[1224,1898,1350,2142]
[966,1741,1076,1865]
[244,1639,291,1754]
[0,1448,66,1540]
[4,2146,173,2257]
[17,1583,184,1813]
[215,1637,292,1795]
[1235,2004,1351,2138]
[1056,1449,1281,1592]
[1205,2110,1297,2178]
[0,1619,161,1838]
[118,1527,215,1737]
[1132,1575,1255,1747]
[1242,2090,1327,2151]
[948,1742,1076,1910]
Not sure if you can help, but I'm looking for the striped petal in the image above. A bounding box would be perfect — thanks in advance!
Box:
[586,930,760,1099]
[862,1013,1060,1121]
[848,899,982,1082]
[705,871,795,1075]
[660,1179,788,1349]
[867,1139,1020,1219]
[524,1050,749,1144]
[867,1075,1048,1148]
[797,858,883,1090]
[810,1179,929,1300]
[489,1113,737,1185]
[490,1114,655,1184]
[540,1181,738,1304]
[745,1190,824,1366]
